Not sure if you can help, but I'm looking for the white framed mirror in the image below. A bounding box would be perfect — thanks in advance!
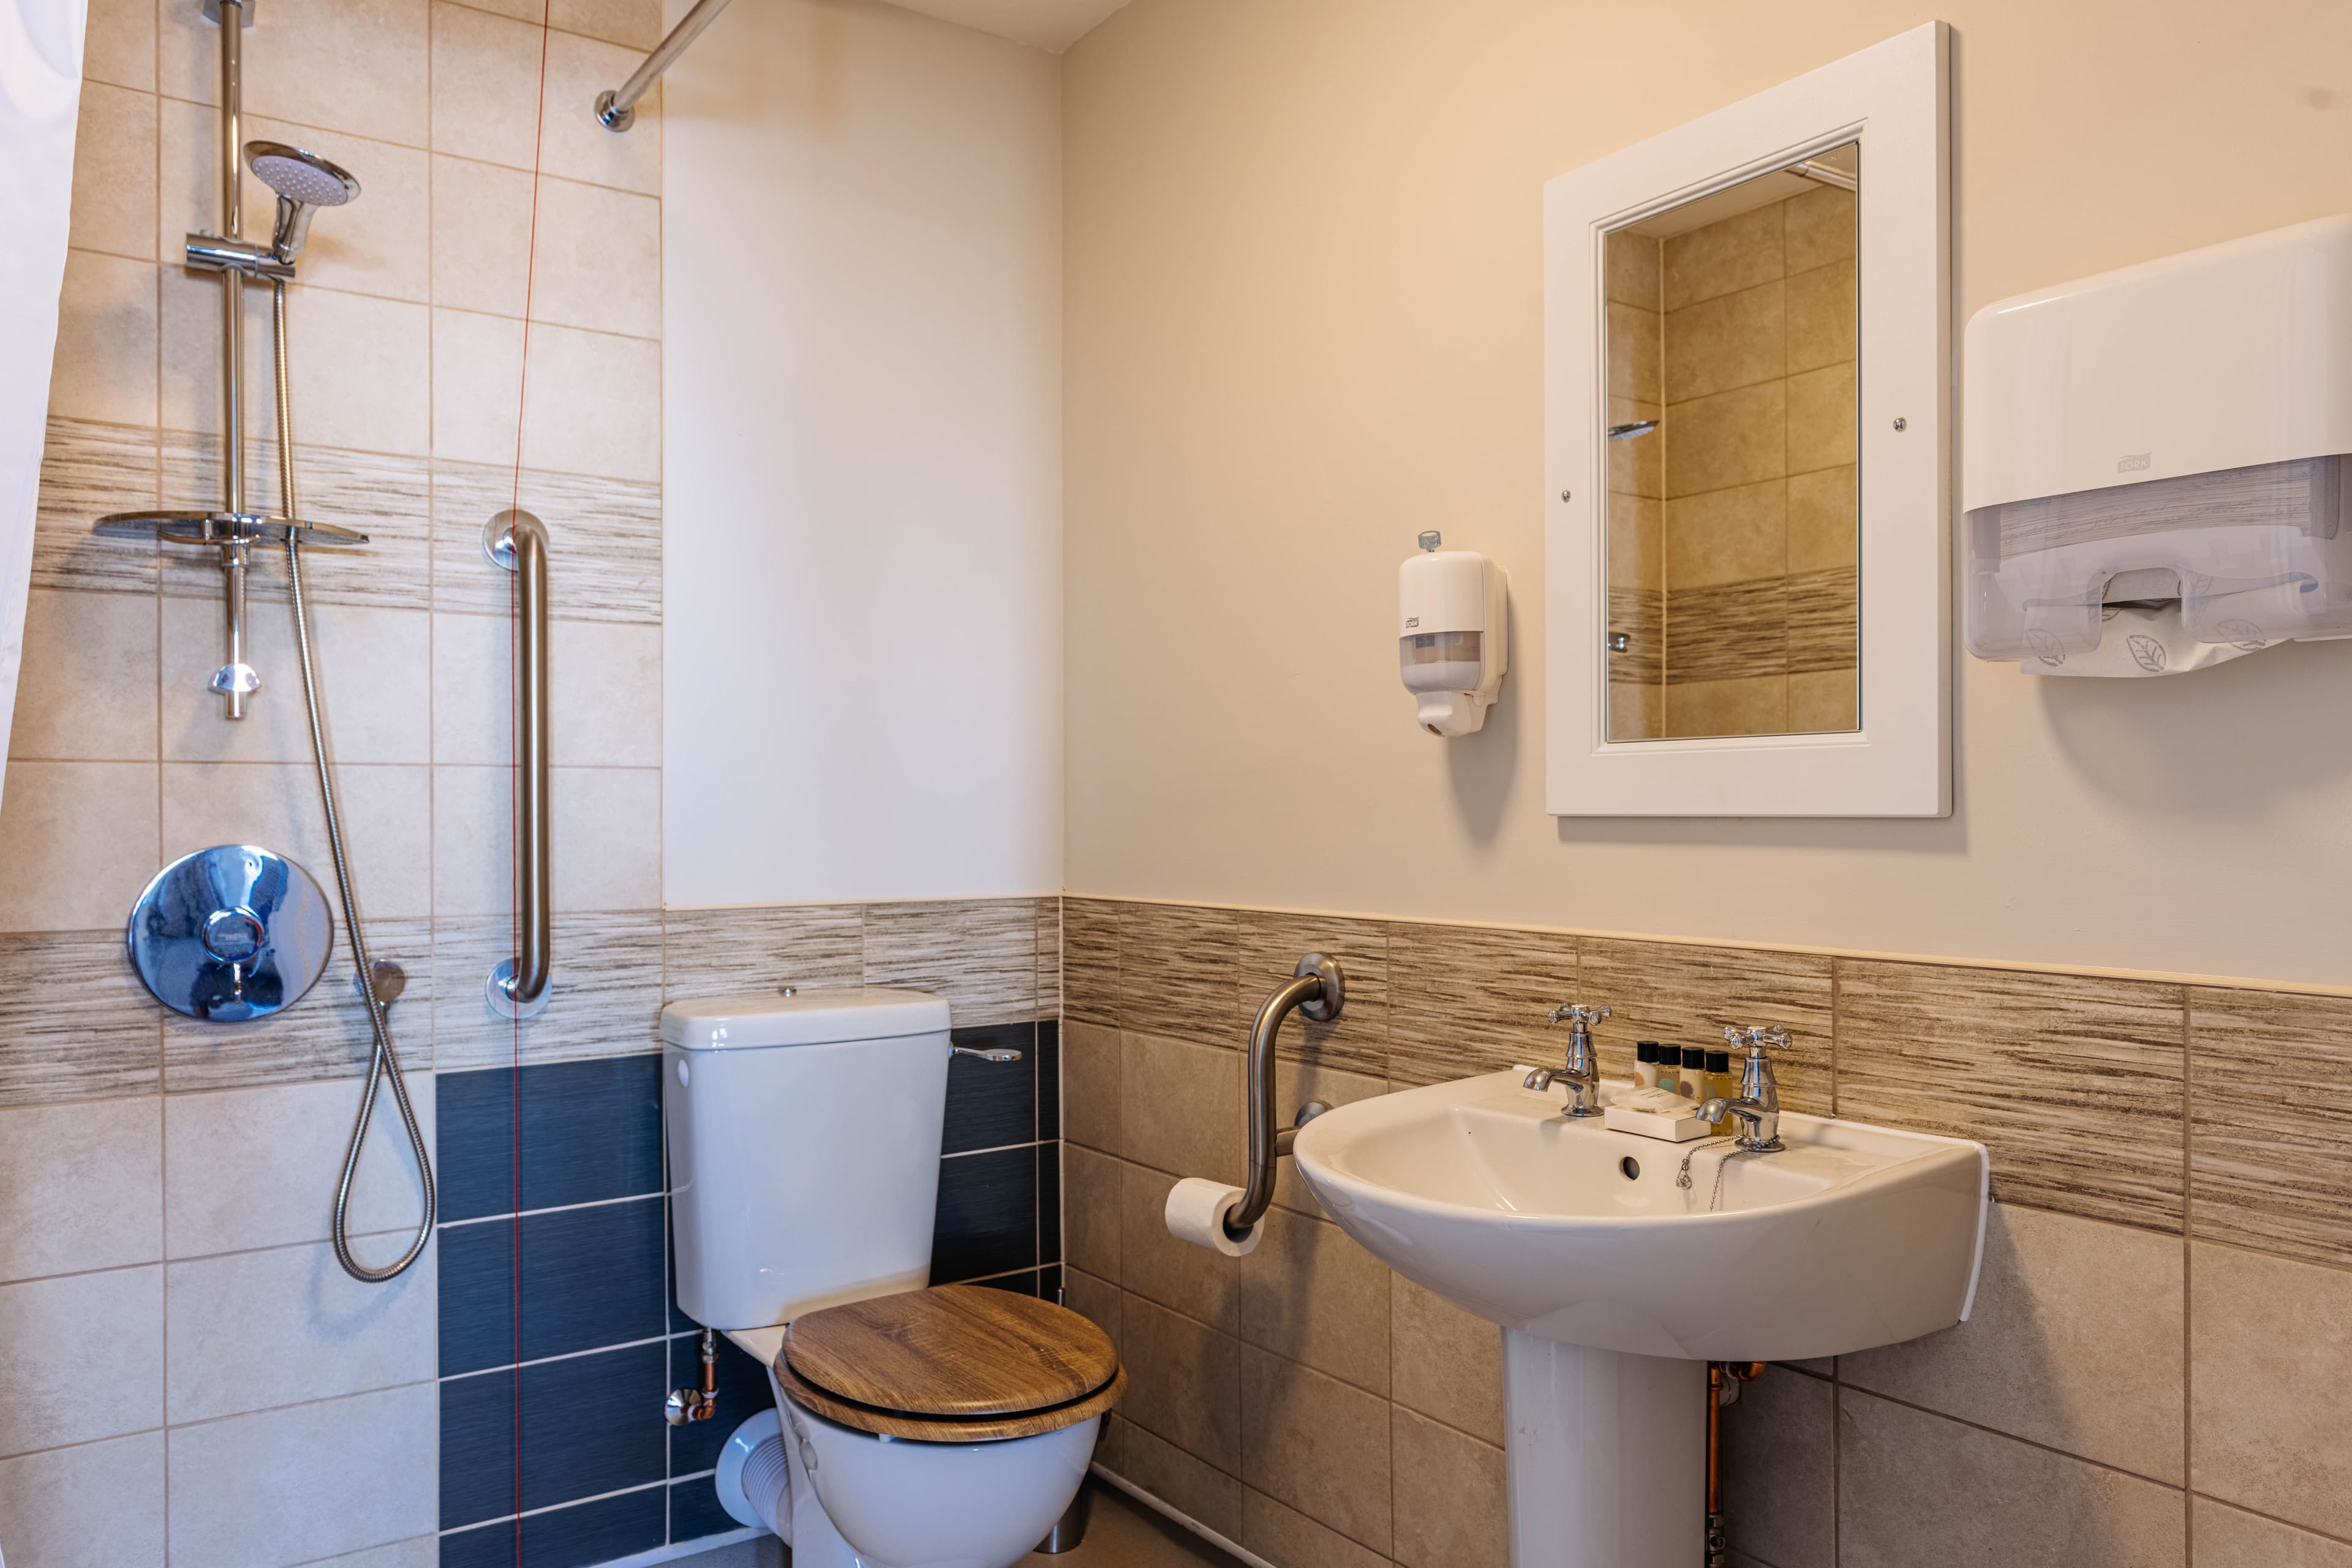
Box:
[1544,22,1950,817]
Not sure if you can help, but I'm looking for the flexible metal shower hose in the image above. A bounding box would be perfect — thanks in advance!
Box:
[271,279,437,1282]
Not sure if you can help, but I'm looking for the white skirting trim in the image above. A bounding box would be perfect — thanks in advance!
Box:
[585,1526,762,1567]
[1088,1463,1280,1568]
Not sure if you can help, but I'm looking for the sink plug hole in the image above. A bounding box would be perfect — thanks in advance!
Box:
[1619,1155,1640,1181]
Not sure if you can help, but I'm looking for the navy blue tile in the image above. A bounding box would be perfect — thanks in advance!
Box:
[1038,1141,1061,1267]
[943,1023,1036,1154]
[974,1268,1039,1297]
[1040,1263,1063,1305]
[439,1341,670,1529]
[1037,1020,1060,1141]
[437,1057,664,1223]
[667,1332,776,1477]
[439,1197,668,1375]
[441,1485,666,1568]
[929,1144,1036,1284]
[669,1476,739,1544]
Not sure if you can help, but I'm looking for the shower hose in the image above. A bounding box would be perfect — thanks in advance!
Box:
[271,279,438,1283]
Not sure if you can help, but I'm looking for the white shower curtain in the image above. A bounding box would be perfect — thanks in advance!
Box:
[0,0,88,821]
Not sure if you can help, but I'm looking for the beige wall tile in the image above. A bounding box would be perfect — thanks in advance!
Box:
[83,0,154,91]
[1843,1203,2183,1482]
[1387,921,1575,1087]
[50,251,157,428]
[433,165,661,339]
[1065,897,1121,1027]
[428,309,660,481]
[0,1434,164,1566]
[1607,677,1660,741]
[1392,1408,1506,1568]
[9,589,156,762]
[863,898,1036,1027]
[430,7,661,194]
[1838,1390,2185,1568]
[1662,673,1787,739]
[1664,477,1785,589]
[1665,279,1784,403]
[1120,903,1243,1049]
[1241,1347,1392,1553]
[1390,1272,1502,1446]
[164,1238,434,1423]
[1783,184,1856,273]
[2191,1242,2352,1540]
[1721,1367,1833,1568]
[158,760,428,920]
[0,1264,164,1455]
[1238,1207,1389,1396]
[69,84,157,262]
[1065,1266,1121,1358]
[551,766,662,911]
[1272,1060,1386,1216]
[2193,1498,2352,1568]
[1036,897,1061,1019]
[1785,260,1856,375]
[160,0,429,146]
[1577,938,1833,1114]
[0,930,162,1106]
[164,281,430,455]
[1786,361,1856,475]
[0,761,158,931]
[2190,987,2352,1266]
[1789,669,1858,734]
[1607,301,1661,403]
[532,29,663,194]
[1608,492,1662,590]
[1604,228,1660,312]
[1607,396,1661,499]
[1234,911,1387,1076]
[1837,960,2186,1229]
[658,903,862,998]
[1123,1030,1243,1182]
[1244,1489,1389,1568]
[0,1096,160,1281]
[1062,1144,1120,1284]
[1117,1421,1245,1539]
[1122,1159,1241,1332]
[551,0,665,49]
[1063,1020,1122,1155]
[1122,1292,1242,1471]
[1664,202,1783,311]
[1664,380,1784,500]
[1786,464,1856,575]
[160,598,428,765]
[429,910,661,1069]
[428,154,534,317]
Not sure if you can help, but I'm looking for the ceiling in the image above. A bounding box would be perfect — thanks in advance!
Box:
[882,0,1133,51]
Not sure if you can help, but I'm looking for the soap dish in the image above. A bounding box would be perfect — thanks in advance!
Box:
[1602,1103,1711,1143]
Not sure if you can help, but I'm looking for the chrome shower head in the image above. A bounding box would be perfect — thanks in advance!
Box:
[244,141,359,262]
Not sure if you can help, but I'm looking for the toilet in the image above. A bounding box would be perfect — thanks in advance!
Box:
[662,988,1121,1568]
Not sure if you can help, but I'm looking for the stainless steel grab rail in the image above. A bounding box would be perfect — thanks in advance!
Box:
[484,509,551,1019]
[594,0,733,130]
[1225,954,1343,1242]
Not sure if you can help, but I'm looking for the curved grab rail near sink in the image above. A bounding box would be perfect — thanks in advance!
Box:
[1291,1068,1988,1363]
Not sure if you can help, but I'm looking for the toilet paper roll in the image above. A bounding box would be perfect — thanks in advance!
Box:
[1164,1177,1262,1257]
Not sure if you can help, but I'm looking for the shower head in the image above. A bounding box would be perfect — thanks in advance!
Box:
[244,141,360,263]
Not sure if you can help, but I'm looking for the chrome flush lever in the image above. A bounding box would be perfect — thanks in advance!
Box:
[951,1044,1024,1063]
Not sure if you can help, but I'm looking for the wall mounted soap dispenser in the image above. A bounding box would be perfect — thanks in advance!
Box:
[1963,215,2352,676]
[1399,532,1507,736]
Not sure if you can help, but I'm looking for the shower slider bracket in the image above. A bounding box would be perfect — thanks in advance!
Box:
[184,233,293,279]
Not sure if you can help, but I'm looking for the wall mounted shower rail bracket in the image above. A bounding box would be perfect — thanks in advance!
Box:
[483,509,554,1020]
[594,0,733,130]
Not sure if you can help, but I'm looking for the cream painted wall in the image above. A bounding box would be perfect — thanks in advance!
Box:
[663,0,1063,905]
[1061,0,2352,987]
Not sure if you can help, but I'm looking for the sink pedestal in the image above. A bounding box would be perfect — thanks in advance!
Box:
[1502,1330,1705,1567]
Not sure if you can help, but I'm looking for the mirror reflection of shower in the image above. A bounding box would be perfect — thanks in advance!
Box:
[84,0,435,1287]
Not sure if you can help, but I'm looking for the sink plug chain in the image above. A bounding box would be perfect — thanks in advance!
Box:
[1676,1141,1763,1213]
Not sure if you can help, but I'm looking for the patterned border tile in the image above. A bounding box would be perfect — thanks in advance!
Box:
[431,460,659,624]
[1119,903,1242,1050]
[2190,987,2352,1266]
[1063,899,1120,1028]
[0,929,162,1106]
[1577,937,1833,1114]
[864,899,1037,1028]
[432,910,663,1070]
[1387,922,1575,1088]
[36,417,159,594]
[1234,911,1389,1077]
[160,434,431,611]
[660,904,863,1001]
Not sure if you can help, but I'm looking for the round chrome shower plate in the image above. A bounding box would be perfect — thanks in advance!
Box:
[126,845,336,1022]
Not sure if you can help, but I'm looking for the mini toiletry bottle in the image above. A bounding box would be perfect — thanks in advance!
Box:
[1657,1045,1682,1099]
[1704,1049,1736,1134]
[1634,1041,1661,1091]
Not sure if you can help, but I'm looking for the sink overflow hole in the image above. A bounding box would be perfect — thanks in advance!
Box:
[1619,1155,1640,1181]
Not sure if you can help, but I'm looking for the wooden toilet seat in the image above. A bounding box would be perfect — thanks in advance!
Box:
[777,1284,1124,1441]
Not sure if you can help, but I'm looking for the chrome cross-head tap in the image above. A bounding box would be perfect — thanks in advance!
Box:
[1698,1024,1790,1152]
[1526,1003,1610,1116]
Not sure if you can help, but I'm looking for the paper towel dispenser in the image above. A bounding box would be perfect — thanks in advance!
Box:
[1963,216,2352,676]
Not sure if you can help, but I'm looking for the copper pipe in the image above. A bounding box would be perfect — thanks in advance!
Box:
[665,1327,721,1425]
[1706,1362,1769,1567]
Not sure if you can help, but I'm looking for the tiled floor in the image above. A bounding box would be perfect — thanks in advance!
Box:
[1059,1482,1247,1567]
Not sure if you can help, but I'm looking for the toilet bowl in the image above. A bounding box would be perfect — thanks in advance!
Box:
[714,1286,1121,1568]
[660,990,1125,1568]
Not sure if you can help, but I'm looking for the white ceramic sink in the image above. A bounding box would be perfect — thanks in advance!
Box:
[1292,1067,1988,1360]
